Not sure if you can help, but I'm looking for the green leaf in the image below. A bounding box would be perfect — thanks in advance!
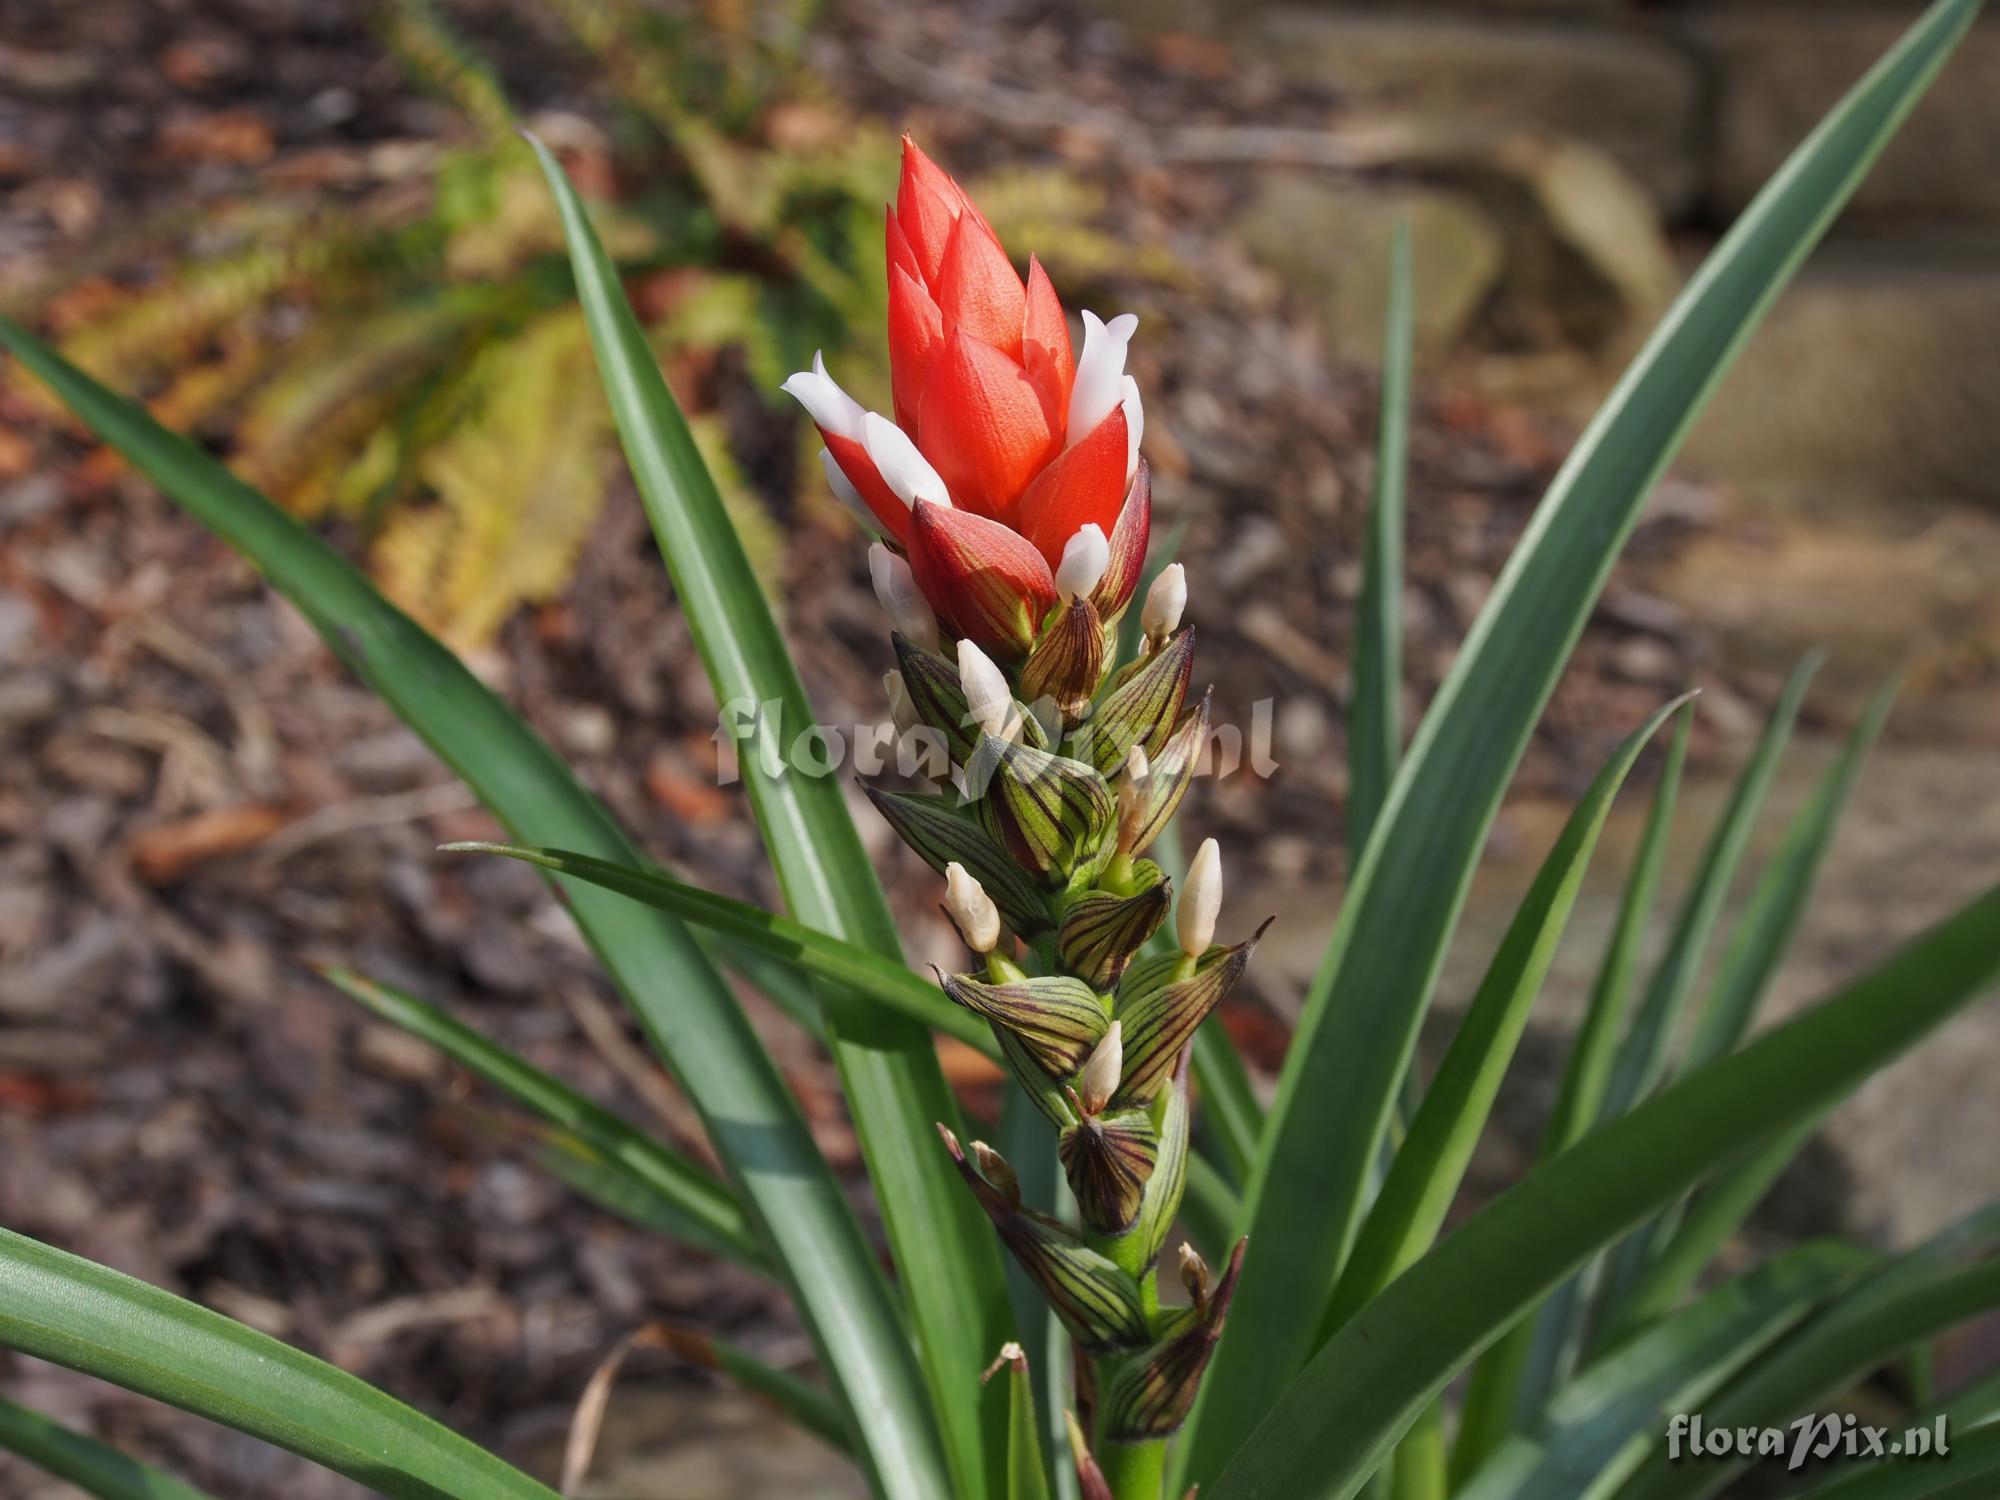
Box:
[0,314,934,1500]
[1203,877,2000,1500]
[1615,1204,2000,1500]
[1348,216,1412,872]
[1453,1242,1872,1500]
[1685,670,1900,1069]
[439,843,996,1054]
[990,1345,1055,1500]
[653,1327,854,1457]
[1594,676,1900,1340]
[1596,652,1821,1128]
[0,1228,558,1500]
[1453,710,1695,1474]
[1788,1423,2000,1500]
[324,968,762,1266]
[1321,693,1694,1337]
[1178,0,1986,1479]
[532,136,1012,1499]
[0,1393,215,1500]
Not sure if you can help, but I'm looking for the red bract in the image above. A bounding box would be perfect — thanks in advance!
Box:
[784,137,1149,656]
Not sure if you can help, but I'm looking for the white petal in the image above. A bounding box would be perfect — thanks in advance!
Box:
[1141,562,1186,643]
[869,543,939,652]
[1119,373,1144,481]
[819,448,881,538]
[1054,523,1110,603]
[957,638,1019,742]
[944,862,1001,952]
[779,351,864,440]
[1177,837,1222,958]
[862,411,950,508]
[1080,1020,1123,1115]
[1068,309,1138,445]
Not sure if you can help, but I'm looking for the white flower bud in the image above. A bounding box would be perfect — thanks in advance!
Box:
[1177,837,1222,958]
[1079,1020,1122,1116]
[944,861,1001,954]
[957,638,1020,743]
[868,543,939,652]
[884,669,918,736]
[1054,524,1111,604]
[1178,1241,1210,1313]
[1141,563,1185,647]
[1115,744,1150,855]
[970,1140,1020,1204]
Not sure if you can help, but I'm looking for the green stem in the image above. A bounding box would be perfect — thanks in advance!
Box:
[1097,1433,1166,1499]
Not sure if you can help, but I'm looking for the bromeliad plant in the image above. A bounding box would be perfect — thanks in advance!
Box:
[2,4,1999,1499]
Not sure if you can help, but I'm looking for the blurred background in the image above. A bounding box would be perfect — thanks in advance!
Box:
[0,0,1995,1495]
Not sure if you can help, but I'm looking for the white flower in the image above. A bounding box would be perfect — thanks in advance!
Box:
[1054,524,1110,603]
[868,544,939,652]
[1079,1021,1123,1116]
[957,639,1021,743]
[1141,562,1185,646]
[1068,310,1139,445]
[1177,837,1222,958]
[1115,744,1150,854]
[862,411,950,509]
[944,862,1001,953]
[780,350,864,441]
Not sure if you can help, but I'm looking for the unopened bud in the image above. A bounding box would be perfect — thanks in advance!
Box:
[1141,563,1186,648]
[1054,524,1111,603]
[1115,745,1151,855]
[884,669,919,736]
[869,544,940,653]
[944,862,1002,953]
[957,638,1021,742]
[970,1140,1021,1204]
[1177,838,1221,958]
[1178,1241,1210,1314]
[1079,1020,1122,1116]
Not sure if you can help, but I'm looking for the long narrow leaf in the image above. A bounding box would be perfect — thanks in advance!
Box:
[1348,218,1413,870]
[1597,678,1900,1342]
[1595,651,1821,1127]
[1203,878,2000,1500]
[0,315,933,1499]
[533,136,1014,1500]
[1453,1242,1872,1500]
[1179,2,1985,1480]
[1454,708,1695,1473]
[325,968,764,1266]
[0,1229,558,1500]
[1616,1205,2000,1500]
[0,1393,214,1500]
[441,843,995,1054]
[1684,671,1899,1069]
[1324,694,1694,1336]
[1788,1424,2000,1500]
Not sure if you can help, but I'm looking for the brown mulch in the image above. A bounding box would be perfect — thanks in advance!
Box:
[0,1,1766,1495]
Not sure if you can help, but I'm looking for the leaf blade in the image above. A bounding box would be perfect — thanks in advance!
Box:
[0,312,934,1499]
[1178,2,1987,1480]
[0,1229,559,1500]
[0,1393,216,1500]
[1205,878,2000,1500]
[531,136,1011,1499]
